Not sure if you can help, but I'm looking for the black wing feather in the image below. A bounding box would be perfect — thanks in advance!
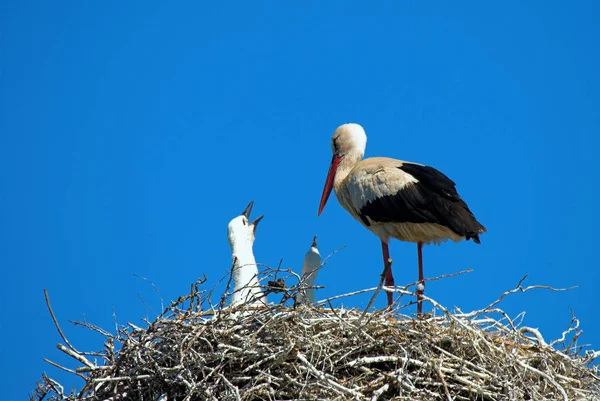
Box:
[399,163,460,201]
[359,163,486,242]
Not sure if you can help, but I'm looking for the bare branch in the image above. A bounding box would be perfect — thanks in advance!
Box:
[43,289,79,353]
[133,273,164,313]
[56,343,94,368]
[483,275,576,311]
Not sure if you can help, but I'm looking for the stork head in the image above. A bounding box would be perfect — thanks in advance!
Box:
[227,200,264,249]
[329,123,367,157]
[303,235,321,266]
[318,123,367,216]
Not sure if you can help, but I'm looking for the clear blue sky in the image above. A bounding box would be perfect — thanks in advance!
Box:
[1,1,599,398]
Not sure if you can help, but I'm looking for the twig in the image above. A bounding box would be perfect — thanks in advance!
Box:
[133,273,164,313]
[585,350,600,364]
[519,326,548,347]
[516,359,568,401]
[69,319,113,338]
[371,383,389,401]
[137,292,158,318]
[57,343,95,368]
[320,245,347,267]
[297,352,362,398]
[423,269,473,283]
[483,275,576,311]
[219,257,237,311]
[361,257,393,321]
[316,287,379,304]
[43,358,85,379]
[435,360,452,401]
[43,289,79,353]
[92,375,151,383]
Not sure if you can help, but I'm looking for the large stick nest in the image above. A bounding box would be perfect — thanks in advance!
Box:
[33,269,600,401]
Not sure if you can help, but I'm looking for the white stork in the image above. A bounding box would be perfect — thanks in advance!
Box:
[298,235,321,304]
[317,123,486,314]
[227,201,266,307]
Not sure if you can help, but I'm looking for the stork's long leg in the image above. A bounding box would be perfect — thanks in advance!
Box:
[417,241,424,316]
[381,241,394,307]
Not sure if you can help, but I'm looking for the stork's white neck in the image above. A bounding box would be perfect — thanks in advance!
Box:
[230,243,264,306]
[300,244,321,303]
[227,217,265,307]
[333,149,364,196]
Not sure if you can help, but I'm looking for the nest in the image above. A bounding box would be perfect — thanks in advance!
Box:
[33,266,600,401]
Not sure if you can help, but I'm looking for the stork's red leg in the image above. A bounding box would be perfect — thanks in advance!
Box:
[417,241,424,316]
[381,241,394,307]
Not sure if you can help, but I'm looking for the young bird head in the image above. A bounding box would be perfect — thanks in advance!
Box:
[303,235,321,272]
[227,200,264,248]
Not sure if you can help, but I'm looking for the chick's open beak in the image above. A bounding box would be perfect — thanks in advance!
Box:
[250,215,264,234]
[242,200,254,219]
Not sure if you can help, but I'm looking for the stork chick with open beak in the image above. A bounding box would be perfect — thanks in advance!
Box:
[227,200,266,307]
[297,235,321,304]
[318,123,486,315]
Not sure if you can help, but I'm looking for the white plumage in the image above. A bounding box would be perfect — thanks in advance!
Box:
[227,201,266,307]
[298,236,321,304]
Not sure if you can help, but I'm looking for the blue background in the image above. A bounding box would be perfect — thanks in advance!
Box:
[1,1,598,398]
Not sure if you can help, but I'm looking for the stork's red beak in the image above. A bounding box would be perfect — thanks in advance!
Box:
[318,154,342,216]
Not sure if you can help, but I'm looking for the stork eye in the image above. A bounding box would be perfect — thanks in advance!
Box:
[242,219,247,225]
[332,135,341,153]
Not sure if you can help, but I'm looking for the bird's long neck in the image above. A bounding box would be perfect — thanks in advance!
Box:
[230,242,263,304]
[333,149,363,195]
[301,248,320,303]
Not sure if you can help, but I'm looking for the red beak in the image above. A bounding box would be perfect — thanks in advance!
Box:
[318,154,342,216]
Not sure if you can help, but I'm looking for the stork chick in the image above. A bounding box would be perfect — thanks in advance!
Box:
[297,235,321,304]
[227,201,266,307]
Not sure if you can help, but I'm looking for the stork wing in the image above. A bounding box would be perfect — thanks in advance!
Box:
[349,159,485,241]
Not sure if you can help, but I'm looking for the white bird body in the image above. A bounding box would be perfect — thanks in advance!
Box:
[298,236,321,304]
[227,201,266,307]
[318,123,485,313]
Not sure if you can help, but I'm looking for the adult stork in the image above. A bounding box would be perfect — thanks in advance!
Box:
[317,123,485,314]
